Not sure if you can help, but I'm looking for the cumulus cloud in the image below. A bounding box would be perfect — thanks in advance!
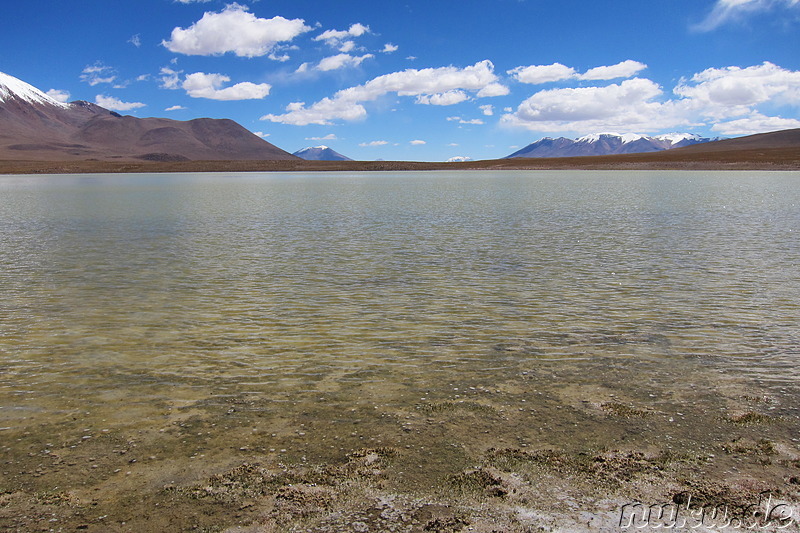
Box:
[263,98,368,126]
[339,41,356,53]
[711,112,800,135]
[382,43,399,53]
[508,63,577,84]
[410,139,426,145]
[502,78,677,132]
[46,89,70,103]
[359,140,388,147]
[509,60,646,84]
[580,60,647,80]
[182,72,271,100]
[315,23,370,46]
[477,83,510,97]
[165,105,186,111]
[263,60,507,125]
[674,62,800,118]
[503,61,800,133]
[95,95,146,111]
[306,133,338,141]
[163,4,311,58]
[446,156,472,162]
[416,90,469,106]
[81,63,116,86]
[694,0,800,31]
[252,131,270,138]
[317,53,374,71]
[128,34,142,47]
[480,104,494,116]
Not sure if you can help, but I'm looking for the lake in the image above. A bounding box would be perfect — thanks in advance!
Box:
[1,170,799,531]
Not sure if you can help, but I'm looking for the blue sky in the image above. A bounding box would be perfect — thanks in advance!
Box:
[2,0,799,161]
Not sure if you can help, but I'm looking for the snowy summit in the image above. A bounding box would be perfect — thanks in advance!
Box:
[0,71,70,108]
[504,132,718,159]
[292,145,352,161]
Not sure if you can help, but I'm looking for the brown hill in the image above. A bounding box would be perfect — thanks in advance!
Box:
[0,72,297,162]
[667,128,800,153]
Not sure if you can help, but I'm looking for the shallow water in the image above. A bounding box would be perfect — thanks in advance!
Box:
[1,170,799,529]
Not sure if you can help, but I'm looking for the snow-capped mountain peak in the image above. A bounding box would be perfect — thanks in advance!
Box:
[653,132,702,145]
[504,131,718,159]
[0,71,70,109]
[293,145,352,161]
[577,132,646,144]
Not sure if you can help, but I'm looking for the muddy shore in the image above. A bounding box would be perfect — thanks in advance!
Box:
[2,355,798,532]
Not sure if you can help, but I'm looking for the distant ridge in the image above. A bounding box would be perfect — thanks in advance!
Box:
[293,145,352,161]
[0,71,298,162]
[505,132,717,159]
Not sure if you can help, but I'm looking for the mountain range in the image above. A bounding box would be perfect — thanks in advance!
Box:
[293,146,352,161]
[504,132,719,159]
[0,71,297,162]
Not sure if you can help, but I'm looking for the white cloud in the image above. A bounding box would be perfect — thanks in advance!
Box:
[159,67,183,89]
[509,61,646,84]
[315,23,370,46]
[331,60,501,102]
[480,104,494,116]
[502,78,677,132]
[46,89,70,103]
[579,60,647,80]
[447,156,472,162]
[711,112,800,135]
[410,139,426,145]
[128,34,141,47]
[263,60,507,125]
[263,98,368,126]
[382,43,399,53]
[165,105,186,111]
[95,95,146,111]
[182,72,271,100]
[306,133,338,141]
[674,62,800,118]
[508,63,577,84]
[477,83,510,97]
[339,41,356,53]
[252,131,270,138]
[416,90,469,106]
[360,140,388,147]
[176,0,212,3]
[504,61,800,134]
[163,4,311,58]
[695,0,800,31]
[81,63,116,86]
[448,116,485,125]
[317,53,374,71]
